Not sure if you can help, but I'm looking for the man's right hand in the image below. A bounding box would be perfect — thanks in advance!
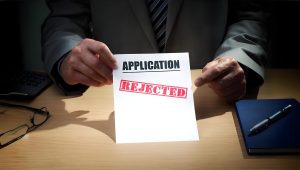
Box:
[60,38,117,87]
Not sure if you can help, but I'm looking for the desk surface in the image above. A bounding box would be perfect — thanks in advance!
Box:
[1,69,300,170]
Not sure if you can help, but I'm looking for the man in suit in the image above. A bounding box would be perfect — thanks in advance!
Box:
[42,0,269,102]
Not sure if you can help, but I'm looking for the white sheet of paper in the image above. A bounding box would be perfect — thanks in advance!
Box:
[113,53,199,143]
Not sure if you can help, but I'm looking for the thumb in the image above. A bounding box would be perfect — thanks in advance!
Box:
[194,76,205,87]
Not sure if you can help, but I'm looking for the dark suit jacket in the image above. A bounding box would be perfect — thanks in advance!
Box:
[42,0,269,95]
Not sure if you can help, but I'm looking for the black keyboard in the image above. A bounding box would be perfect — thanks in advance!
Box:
[0,70,52,99]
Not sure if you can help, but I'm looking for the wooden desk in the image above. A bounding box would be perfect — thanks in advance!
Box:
[1,69,300,170]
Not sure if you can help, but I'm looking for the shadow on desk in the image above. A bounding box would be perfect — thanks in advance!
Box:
[30,84,260,147]
[29,87,116,142]
[193,85,260,120]
[193,86,231,120]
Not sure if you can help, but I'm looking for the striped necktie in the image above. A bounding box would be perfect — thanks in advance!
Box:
[147,0,168,52]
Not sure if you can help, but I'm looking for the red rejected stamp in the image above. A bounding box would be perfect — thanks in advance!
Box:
[119,79,187,99]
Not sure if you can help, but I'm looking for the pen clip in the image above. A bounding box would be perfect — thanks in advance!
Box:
[269,104,292,122]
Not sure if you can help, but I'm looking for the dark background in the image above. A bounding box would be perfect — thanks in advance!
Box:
[0,0,48,73]
[0,0,299,72]
[267,0,300,68]
[0,0,23,74]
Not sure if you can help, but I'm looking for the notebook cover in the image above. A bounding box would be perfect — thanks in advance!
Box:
[235,98,300,154]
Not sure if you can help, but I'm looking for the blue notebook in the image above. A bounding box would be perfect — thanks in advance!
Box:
[235,98,300,154]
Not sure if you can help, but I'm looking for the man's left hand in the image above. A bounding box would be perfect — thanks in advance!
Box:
[194,57,246,103]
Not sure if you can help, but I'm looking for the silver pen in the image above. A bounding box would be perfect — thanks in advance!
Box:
[248,104,292,136]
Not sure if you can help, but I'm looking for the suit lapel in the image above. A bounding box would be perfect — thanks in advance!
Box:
[166,0,183,44]
[128,0,158,51]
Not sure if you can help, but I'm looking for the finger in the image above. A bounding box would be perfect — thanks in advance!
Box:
[207,62,246,102]
[209,76,246,102]
[73,61,108,85]
[210,77,246,98]
[72,70,105,87]
[79,51,113,84]
[84,39,117,69]
[201,60,217,73]
[96,59,114,84]
[66,44,110,84]
[194,60,227,87]
[207,66,245,91]
[62,63,105,87]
